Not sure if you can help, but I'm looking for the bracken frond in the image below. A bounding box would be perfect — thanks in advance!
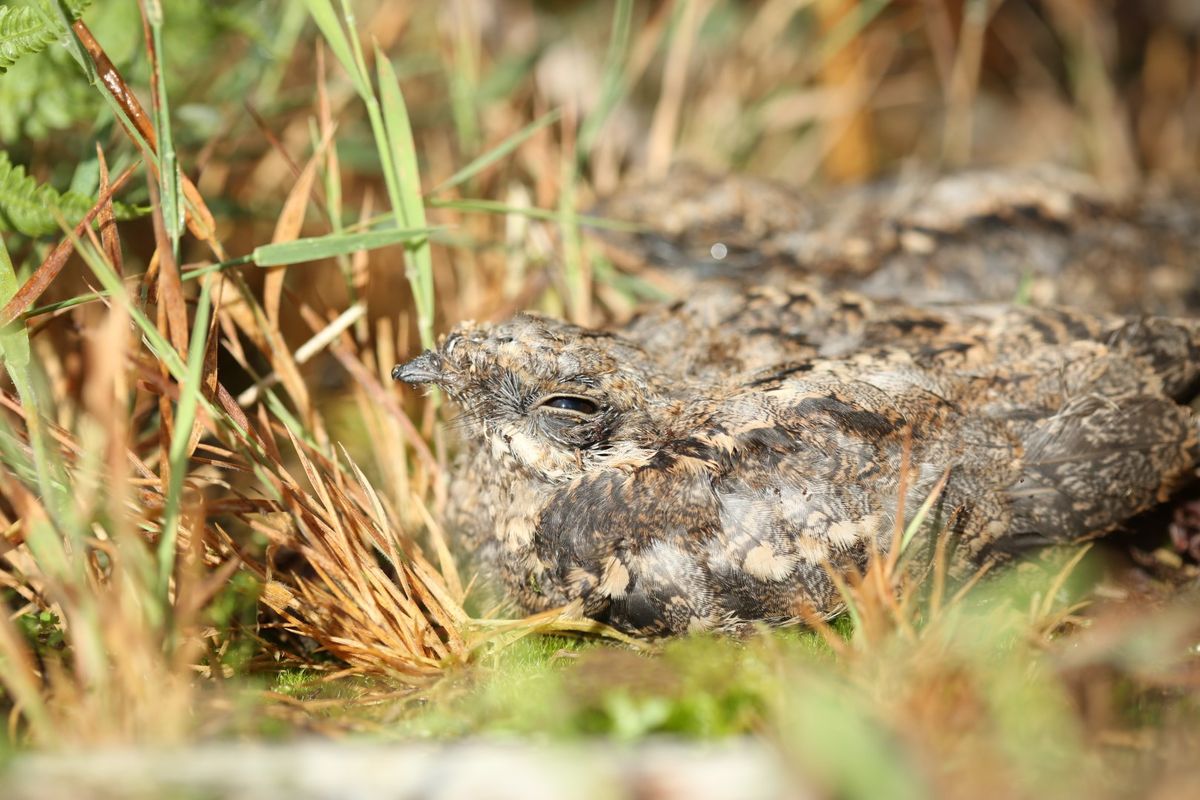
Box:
[0,150,145,237]
[0,0,91,75]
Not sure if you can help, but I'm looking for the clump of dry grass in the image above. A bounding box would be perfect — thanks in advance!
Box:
[245,432,468,680]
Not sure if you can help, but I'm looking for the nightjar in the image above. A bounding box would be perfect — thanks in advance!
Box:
[591,165,1200,317]
[395,285,1200,637]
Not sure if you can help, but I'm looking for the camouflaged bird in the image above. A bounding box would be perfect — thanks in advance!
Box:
[395,285,1200,636]
[590,165,1200,317]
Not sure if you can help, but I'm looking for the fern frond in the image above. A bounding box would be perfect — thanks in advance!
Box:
[0,152,146,237]
[0,5,55,74]
[0,0,93,75]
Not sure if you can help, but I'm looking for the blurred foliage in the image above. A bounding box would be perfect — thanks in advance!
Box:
[0,0,286,145]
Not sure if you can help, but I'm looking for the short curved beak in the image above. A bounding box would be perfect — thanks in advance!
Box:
[391,351,444,385]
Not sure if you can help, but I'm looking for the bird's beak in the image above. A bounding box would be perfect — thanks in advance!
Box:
[392,351,444,385]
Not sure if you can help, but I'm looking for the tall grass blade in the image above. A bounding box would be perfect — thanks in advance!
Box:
[299,0,369,98]
[816,0,895,64]
[252,226,438,268]
[158,278,213,600]
[375,45,436,349]
[0,234,72,534]
[430,109,563,195]
[139,0,182,256]
[578,0,634,157]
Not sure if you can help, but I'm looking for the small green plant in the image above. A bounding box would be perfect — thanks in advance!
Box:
[15,609,64,651]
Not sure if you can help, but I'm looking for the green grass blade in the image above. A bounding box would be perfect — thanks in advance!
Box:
[300,4,438,349]
[0,232,74,538]
[76,240,187,378]
[578,0,633,157]
[374,45,422,227]
[816,0,895,64]
[21,233,427,319]
[447,10,480,154]
[899,468,951,554]
[300,0,369,98]
[429,109,562,196]
[256,0,310,100]
[38,0,93,82]
[142,0,182,255]
[558,156,585,320]
[375,44,435,349]
[261,386,322,452]
[251,226,438,267]
[427,198,641,231]
[338,0,375,103]
[157,277,213,599]
[0,236,30,371]
[0,235,39,501]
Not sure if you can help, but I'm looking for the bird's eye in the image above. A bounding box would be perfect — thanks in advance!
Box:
[540,395,600,415]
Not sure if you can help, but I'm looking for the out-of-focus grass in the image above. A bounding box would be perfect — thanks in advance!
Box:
[0,1,1198,797]
[259,562,1199,799]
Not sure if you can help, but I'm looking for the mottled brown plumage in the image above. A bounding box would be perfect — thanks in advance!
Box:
[590,165,1200,317]
[394,287,1200,636]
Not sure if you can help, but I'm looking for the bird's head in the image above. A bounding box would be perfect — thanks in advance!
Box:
[393,314,665,481]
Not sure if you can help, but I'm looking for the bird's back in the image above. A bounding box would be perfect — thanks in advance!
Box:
[593,296,1200,631]
[412,288,1200,636]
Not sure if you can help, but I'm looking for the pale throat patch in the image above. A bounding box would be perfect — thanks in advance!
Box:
[494,430,577,480]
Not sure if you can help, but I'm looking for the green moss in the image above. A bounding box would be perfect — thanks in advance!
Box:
[393,629,834,739]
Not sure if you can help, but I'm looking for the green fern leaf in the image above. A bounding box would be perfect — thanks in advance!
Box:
[0,152,146,237]
[0,5,55,74]
[0,0,93,75]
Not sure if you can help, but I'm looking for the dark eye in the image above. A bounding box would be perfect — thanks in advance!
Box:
[541,395,600,415]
